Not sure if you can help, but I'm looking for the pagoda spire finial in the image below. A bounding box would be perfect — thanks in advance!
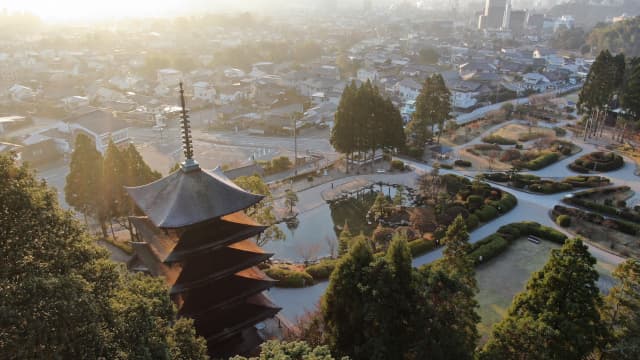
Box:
[179,81,199,172]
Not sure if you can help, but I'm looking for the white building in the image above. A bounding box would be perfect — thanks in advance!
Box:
[62,96,90,112]
[554,15,575,32]
[193,81,216,102]
[450,81,481,109]
[522,73,551,92]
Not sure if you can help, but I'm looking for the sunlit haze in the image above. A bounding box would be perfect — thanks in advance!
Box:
[6,0,203,21]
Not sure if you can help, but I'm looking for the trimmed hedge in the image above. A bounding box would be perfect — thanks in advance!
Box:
[466,214,480,230]
[454,159,472,167]
[265,267,314,288]
[482,134,517,145]
[408,238,437,257]
[569,152,624,173]
[556,214,571,227]
[305,260,338,281]
[475,205,499,222]
[468,234,509,264]
[553,205,640,236]
[520,152,560,170]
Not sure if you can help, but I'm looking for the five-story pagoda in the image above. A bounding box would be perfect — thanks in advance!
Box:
[126,83,280,358]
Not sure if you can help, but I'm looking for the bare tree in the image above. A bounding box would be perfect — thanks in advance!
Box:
[324,236,338,259]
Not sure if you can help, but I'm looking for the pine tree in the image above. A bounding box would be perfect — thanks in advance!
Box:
[481,238,604,360]
[439,215,475,286]
[406,77,433,147]
[338,221,352,256]
[65,133,106,234]
[331,81,358,172]
[322,238,375,359]
[599,260,640,359]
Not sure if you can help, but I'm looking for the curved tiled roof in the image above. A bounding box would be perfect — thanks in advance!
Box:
[126,167,264,228]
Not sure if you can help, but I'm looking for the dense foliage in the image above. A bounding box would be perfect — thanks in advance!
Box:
[322,222,479,360]
[406,73,452,147]
[588,16,640,58]
[0,155,207,359]
[331,80,405,172]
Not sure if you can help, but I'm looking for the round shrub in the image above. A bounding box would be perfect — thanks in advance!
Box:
[466,214,480,230]
[408,238,437,256]
[482,135,517,145]
[556,214,571,228]
[390,159,405,171]
[475,205,499,222]
[467,195,484,210]
[454,159,472,167]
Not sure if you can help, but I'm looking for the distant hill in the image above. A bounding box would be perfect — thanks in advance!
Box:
[588,16,640,57]
[548,0,640,27]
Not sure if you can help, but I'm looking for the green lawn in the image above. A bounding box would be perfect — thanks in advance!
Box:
[475,238,558,342]
[475,237,617,343]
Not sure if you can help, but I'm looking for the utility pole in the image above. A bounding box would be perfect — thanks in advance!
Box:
[293,114,298,176]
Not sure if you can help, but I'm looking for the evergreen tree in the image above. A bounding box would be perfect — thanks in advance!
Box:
[407,74,452,146]
[332,81,358,172]
[322,238,375,359]
[481,238,604,360]
[338,221,352,256]
[439,215,475,286]
[65,133,106,234]
[0,154,207,359]
[599,260,640,359]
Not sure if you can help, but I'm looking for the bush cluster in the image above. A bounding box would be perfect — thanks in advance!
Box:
[569,152,624,173]
[518,132,547,142]
[517,152,560,170]
[475,205,499,222]
[305,260,338,281]
[265,267,314,288]
[556,214,571,227]
[390,159,405,171]
[553,205,640,236]
[482,135,517,145]
[408,238,437,257]
[454,159,472,167]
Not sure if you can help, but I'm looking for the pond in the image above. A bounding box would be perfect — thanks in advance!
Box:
[263,183,413,262]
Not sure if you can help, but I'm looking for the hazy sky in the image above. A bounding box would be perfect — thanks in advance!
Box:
[4,0,571,21]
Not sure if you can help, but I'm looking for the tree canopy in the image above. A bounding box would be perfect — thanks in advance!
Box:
[331,80,405,171]
[0,154,207,359]
[406,73,452,147]
[481,238,604,360]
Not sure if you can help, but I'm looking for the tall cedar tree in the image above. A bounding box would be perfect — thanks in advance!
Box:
[65,133,107,235]
[0,154,208,359]
[621,58,640,120]
[407,73,452,147]
[578,50,625,115]
[599,260,640,359]
[331,80,405,172]
[481,238,604,360]
[431,215,480,359]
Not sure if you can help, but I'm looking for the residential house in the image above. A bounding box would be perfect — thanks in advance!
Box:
[522,73,551,92]
[193,81,217,103]
[62,96,90,112]
[449,81,481,109]
[8,84,36,102]
[68,109,130,154]
[394,78,422,101]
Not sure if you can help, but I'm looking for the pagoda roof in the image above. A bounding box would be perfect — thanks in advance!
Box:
[167,212,267,263]
[178,267,275,317]
[193,293,281,343]
[126,167,264,228]
[171,242,272,294]
[129,212,267,263]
